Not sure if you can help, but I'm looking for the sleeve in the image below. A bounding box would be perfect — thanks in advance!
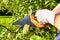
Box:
[54,31,60,40]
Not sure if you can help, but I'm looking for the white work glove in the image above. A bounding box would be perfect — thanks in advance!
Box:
[35,9,56,25]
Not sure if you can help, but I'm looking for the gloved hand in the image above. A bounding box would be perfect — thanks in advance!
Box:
[13,9,55,28]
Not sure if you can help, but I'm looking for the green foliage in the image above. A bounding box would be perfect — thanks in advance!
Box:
[30,35,46,40]
[22,24,29,34]
[0,0,59,40]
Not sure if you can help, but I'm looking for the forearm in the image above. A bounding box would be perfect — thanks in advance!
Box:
[54,14,60,31]
[52,3,60,13]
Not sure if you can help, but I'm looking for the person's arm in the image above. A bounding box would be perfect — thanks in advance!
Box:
[54,14,60,31]
[52,3,60,31]
[52,3,60,13]
[52,3,60,40]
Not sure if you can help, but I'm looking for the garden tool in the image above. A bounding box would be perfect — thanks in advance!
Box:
[13,10,46,28]
[13,9,56,28]
[13,15,36,28]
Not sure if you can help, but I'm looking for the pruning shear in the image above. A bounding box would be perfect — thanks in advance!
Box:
[13,10,46,28]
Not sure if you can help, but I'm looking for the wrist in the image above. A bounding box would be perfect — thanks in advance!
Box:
[54,14,60,31]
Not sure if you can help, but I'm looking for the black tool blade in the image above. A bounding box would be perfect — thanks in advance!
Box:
[13,16,36,28]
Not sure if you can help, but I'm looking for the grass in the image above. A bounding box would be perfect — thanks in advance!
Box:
[0,16,12,26]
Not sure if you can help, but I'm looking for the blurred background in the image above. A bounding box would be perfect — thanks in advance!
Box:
[0,0,60,40]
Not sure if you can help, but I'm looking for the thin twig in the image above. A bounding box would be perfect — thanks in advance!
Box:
[0,24,17,33]
[11,27,21,40]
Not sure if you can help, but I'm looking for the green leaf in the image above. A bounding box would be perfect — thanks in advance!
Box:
[22,24,29,34]
[30,35,46,40]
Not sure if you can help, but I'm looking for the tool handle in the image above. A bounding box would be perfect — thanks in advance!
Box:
[30,15,48,28]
